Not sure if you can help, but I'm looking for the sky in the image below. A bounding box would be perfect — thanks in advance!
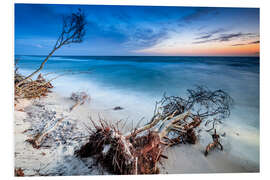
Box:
[15,4,260,56]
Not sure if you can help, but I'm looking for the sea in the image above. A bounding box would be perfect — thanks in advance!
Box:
[15,55,260,168]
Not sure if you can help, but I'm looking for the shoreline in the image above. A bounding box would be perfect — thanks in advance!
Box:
[14,91,259,176]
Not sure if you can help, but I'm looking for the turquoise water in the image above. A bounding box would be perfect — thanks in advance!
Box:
[15,55,259,126]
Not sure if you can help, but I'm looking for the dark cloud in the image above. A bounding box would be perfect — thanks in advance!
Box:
[208,28,226,34]
[195,34,212,40]
[231,43,246,46]
[85,16,169,49]
[195,28,227,40]
[218,33,252,42]
[193,33,257,44]
[249,40,260,44]
[232,40,260,46]
[84,7,172,49]
[124,27,168,48]
[182,7,218,23]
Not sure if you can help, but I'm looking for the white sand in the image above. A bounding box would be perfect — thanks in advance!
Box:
[14,91,259,176]
[14,93,108,176]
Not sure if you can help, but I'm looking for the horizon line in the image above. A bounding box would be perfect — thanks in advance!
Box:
[15,54,260,58]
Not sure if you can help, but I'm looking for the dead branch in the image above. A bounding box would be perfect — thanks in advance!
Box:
[70,91,90,111]
[27,92,90,148]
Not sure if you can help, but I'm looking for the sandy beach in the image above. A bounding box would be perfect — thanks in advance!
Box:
[14,91,259,176]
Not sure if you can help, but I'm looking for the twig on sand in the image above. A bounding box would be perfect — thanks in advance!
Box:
[204,129,223,156]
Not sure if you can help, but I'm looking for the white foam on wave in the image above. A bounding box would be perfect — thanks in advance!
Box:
[52,74,156,123]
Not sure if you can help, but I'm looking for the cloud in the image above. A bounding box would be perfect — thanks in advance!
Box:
[85,17,169,50]
[195,34,212,40]
[123,27,168,48]
[182,8,218,23]
[231,40,260,46]
[231,43,245,46]
[249,40,260,44]
[195,28,227,40]
[84,8,171,50]
[193,33,257,44]
[218,33,253,42]
[118,8,220,49]
[176,8,219,28]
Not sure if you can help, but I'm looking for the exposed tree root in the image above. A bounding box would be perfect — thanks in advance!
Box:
[75,122,165,174]
[76,86,233,175]
[75,111,199,174]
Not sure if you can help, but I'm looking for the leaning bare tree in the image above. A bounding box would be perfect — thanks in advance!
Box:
[16,9,87,88]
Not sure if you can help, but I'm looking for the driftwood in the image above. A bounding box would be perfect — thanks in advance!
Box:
[76,86,233,174]
[27,117,66,149]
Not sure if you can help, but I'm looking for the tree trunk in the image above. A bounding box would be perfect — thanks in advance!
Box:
[16,48,58,87]
[125,111,190,139]
[158,111,190,138]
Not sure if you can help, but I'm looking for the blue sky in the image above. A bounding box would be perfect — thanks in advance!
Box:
[15,4,259,56]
